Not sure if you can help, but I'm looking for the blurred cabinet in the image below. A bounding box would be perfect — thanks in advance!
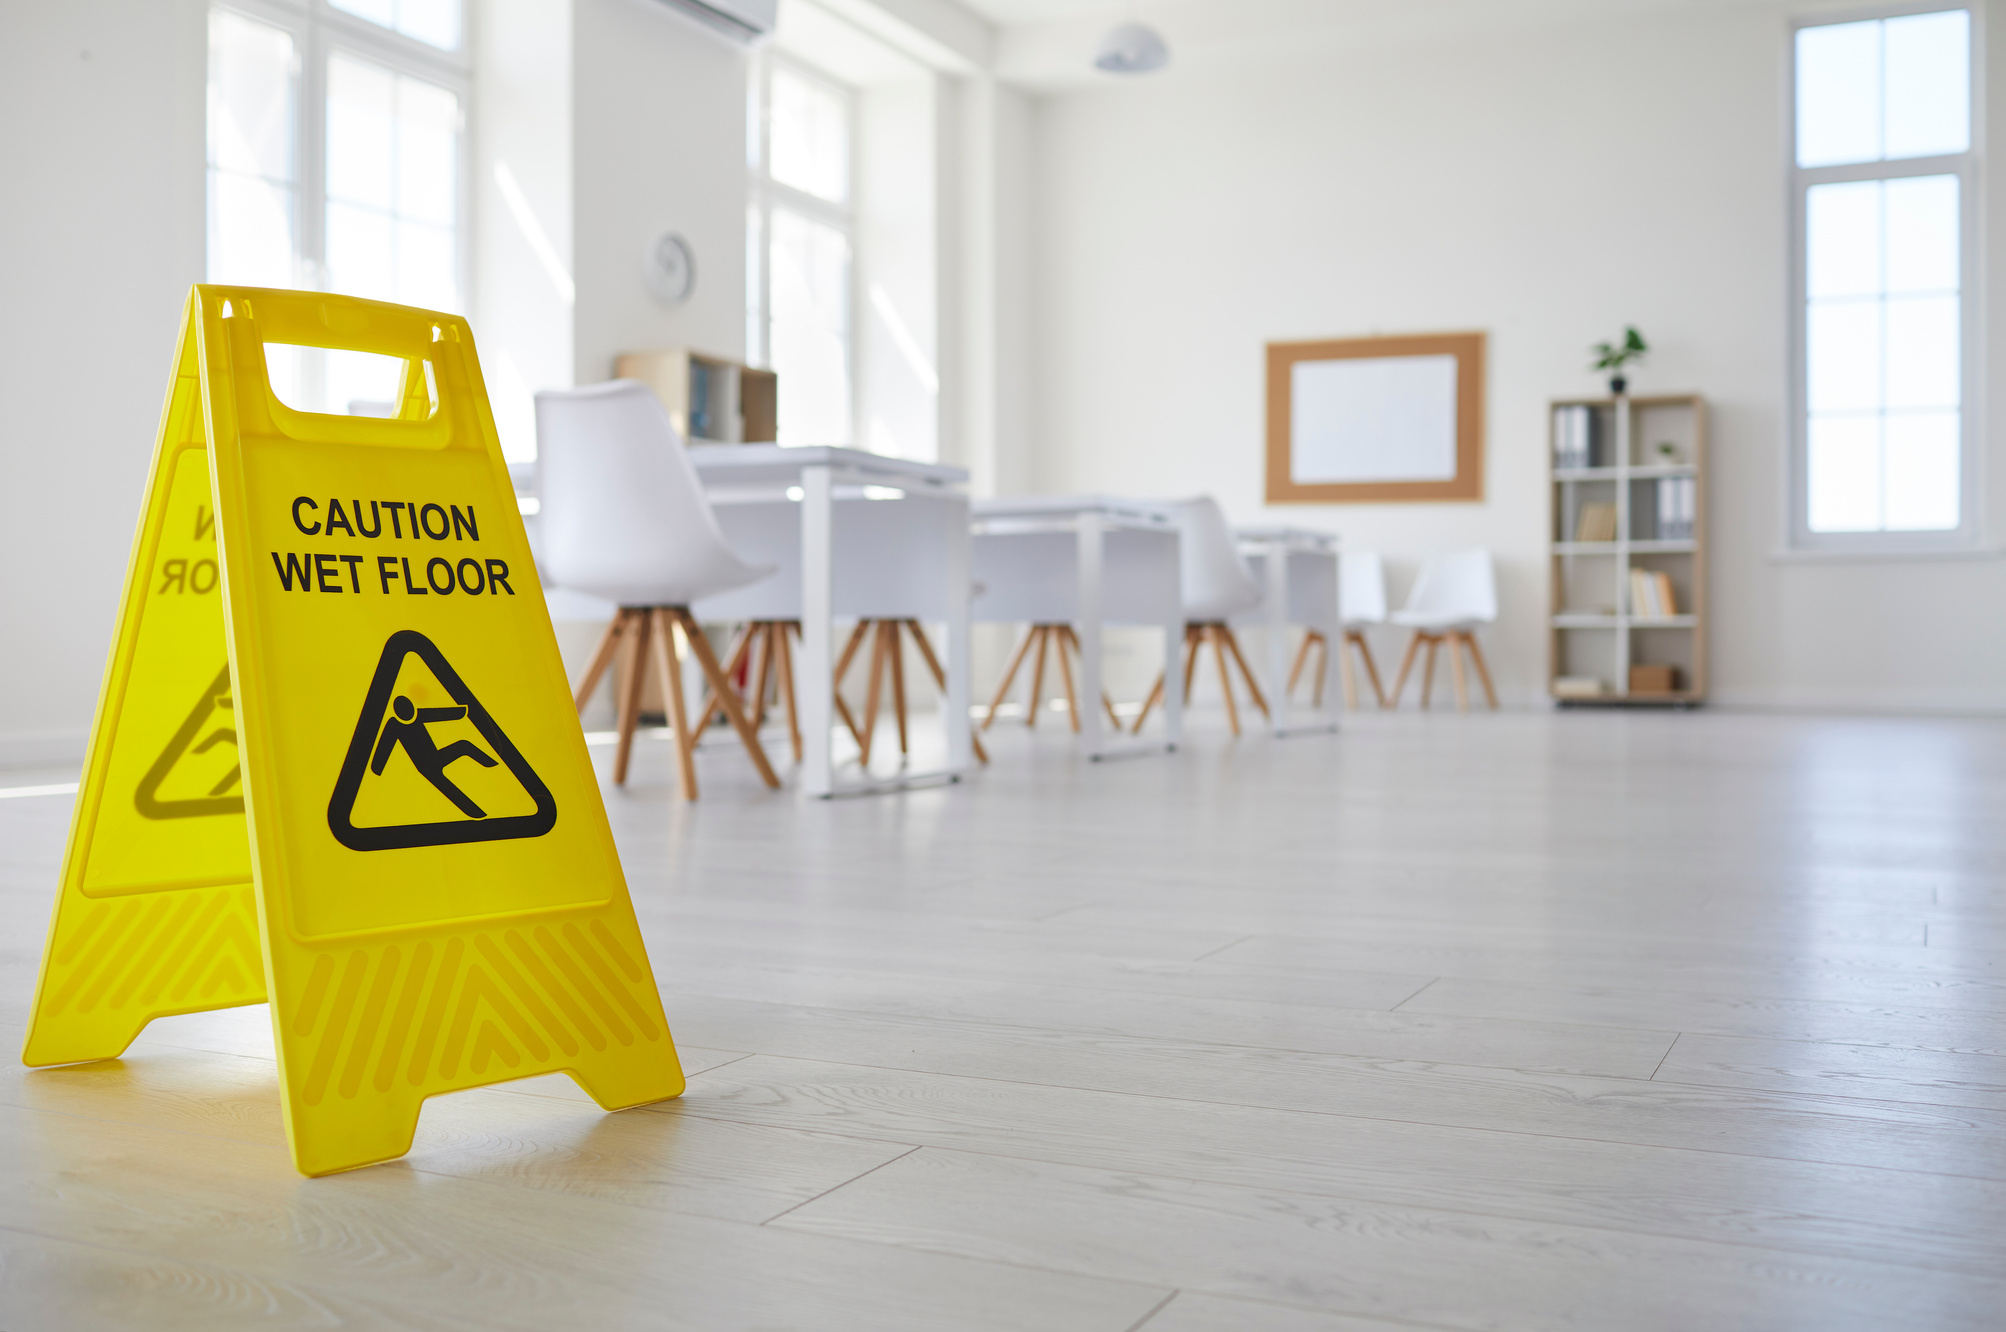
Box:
[615,349,777,444]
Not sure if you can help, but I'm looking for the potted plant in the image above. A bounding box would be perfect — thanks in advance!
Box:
[1591,326,1648,395]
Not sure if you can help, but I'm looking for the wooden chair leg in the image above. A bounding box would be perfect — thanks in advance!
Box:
[1447,628,1470,712]
[1134,623,1198,735]
[904,620,988,764]
[1025,625,1052,728]
[1338,631,1359,710]
[831,620,873,750]
[647,609,700,800]
[1462,630,1500,708]
[672,608,781,789]
[1131,673,1165,735]
[1052,622,1082,734]
[1355,632,1387,708]
[612,610,650,785]
[1420,634,1441,709]
[691,620,758,737]
[574,612,628,713]
[860,620,890,763]
[1207,626,1241,736]
[777,620,803,762]
[983,624,1038,732]
[888,621,910,755]
[1050,627,1117,730]
[1220,625,1269,720]
[1311,633,1330,708]
[749,623,775,728]
[1387,631,1424,710]
[1286,631,1316,699]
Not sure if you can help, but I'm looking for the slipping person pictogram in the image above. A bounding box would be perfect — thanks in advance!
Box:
[370,696,500,818]
[136,665,246,819]
[328,630,557,851]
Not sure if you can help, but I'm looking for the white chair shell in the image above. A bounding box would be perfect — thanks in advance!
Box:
[1166,497,1263,622]
[1388,548,1497,630]
[1339,550,1389,627]
[535,380,772,607]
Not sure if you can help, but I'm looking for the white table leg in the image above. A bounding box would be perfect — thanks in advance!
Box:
[1266,539,1291,735]
[945,494,972,773]
[1076,512,1104,755]
[800,464,834,798]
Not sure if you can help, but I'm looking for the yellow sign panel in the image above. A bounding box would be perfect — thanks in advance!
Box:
[23,287,683,1175]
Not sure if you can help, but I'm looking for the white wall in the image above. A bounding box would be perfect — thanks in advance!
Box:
[0,0,755,761]
[0,0,207,764]
[476,0,575,463]
[572,0,751,379]
[1025,1,2006,711]
[957,75,1033,497]
[858,74,943,460]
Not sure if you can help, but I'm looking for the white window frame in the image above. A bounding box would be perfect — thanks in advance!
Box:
[209,0,473,313]
[1788,2,1985,553]
[746,49,858,444]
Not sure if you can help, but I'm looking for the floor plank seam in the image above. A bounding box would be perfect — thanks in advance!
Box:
[660,1066,2006,1185]
[655,990,1682,1079]
[1387,977,1441,1011]
[1035,902,1099,922]
[1649,1032,1682,1081]
[736,1131,2006,1282]
[1121,1288,1181,1332]
[1187,934,1257,962]
[758,1144,924,1226]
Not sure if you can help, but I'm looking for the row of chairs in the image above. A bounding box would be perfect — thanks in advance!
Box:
[535,380,1497,800]
[1338,549,1500,712]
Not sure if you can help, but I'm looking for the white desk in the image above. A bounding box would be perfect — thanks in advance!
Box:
[1234,525,1341,737]
[687,445,972,797]
[972,495,1183,759]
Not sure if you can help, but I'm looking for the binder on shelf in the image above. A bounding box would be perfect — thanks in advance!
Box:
[1628,569,1677,618]
[1553,404,1601,470]
[1575,502,1618,544]
[1655,476,1695,540]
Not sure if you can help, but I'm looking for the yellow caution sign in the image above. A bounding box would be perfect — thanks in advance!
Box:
[23,287,684,1175]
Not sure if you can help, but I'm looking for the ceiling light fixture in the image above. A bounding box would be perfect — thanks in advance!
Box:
[1093,21,1169,74]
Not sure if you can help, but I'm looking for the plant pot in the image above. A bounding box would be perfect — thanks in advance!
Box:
[1608,375,1628,395]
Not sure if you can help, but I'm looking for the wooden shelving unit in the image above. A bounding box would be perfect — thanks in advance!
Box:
[1549,393,1707,706]
[615,348,778,444]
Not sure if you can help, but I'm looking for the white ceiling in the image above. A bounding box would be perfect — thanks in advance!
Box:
[956,0,1142,20]
[970,0,1838,90]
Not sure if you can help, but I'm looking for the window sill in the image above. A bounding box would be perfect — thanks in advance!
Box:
[1769,544,2004,563]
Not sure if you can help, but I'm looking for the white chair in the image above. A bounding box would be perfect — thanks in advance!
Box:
[1386,549,1499,711]
[1132,498,1269,736]
[1226,539,1336,715]
[971,518,1181,737]
[692,495,986,769]
[1338,550,1390,709]
[536,380,782,798]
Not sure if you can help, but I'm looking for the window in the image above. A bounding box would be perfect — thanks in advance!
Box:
[206,1,468,414]
[1791,8,1978,548]
[748,56,854,446]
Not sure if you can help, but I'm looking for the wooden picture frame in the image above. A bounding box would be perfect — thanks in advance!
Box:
[1266,331,1485,504]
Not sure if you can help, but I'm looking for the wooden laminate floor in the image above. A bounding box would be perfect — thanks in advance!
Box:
[3,708,2005,1330]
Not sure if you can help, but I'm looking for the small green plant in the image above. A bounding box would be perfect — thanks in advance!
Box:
[1591,326,1648,392]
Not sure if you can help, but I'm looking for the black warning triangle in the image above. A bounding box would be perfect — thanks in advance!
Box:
[135,665,244,820]
[327,630,557,852]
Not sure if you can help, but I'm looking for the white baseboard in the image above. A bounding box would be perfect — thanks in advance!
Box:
[0,729,89,770]
[1707,686,2006,716]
